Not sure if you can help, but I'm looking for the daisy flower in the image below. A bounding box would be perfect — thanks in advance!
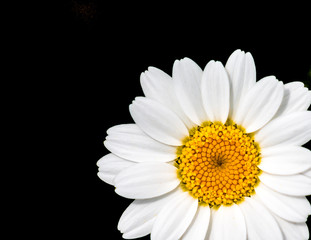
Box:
[97,49,311,240]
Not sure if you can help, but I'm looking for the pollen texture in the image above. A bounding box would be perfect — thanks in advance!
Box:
[176,121,261,208]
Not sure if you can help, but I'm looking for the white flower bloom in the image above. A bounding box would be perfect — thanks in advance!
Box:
[97,49,311,240]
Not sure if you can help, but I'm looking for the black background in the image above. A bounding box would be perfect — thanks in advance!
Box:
[46,2,311,239]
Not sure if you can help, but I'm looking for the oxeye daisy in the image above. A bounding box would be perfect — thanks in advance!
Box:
[97,49,311,240]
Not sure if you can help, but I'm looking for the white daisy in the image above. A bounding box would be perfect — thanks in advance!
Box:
[97,49,311,240]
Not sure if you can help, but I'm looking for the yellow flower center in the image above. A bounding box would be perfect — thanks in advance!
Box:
[176,121,261,208]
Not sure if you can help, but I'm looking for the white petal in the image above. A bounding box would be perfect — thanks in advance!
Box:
[225,49,241,74]
[97,154,135,185]
[118,188,179,239]
[151,189,198,240]
[182,205,210,240]
[234,76,284,133]
[106,123,139,135]
[114,162,180,199]
[140,67,193,129]
[104,124,177,162]
[259,145,311,175]
[238,197,283,240]
[129,97,188,146]
[122,220,153,239]
[302,168,311,178]
[204,209,214,239]
[201,61,230,123]
[307,91,311,108]
[255,111,311,148]
[285,81,305,90]
[259,172,311,196]
[209,204,246,240]
[274,214,309,240]
[274,82,311,118]
[225,50,256,120]
[173,58,207,125]
[255,183,311,222]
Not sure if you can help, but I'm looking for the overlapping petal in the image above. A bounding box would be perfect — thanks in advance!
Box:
[274,81,311,118]
[259,172,311,196]
[151,189,198,240]
[129,97,188,146]
[97,153,135,185]
[140,67,193,128]
[118,188,179,239]
[181,205,210,240]
[274,215,309,240]
[209,204,246,240]
[104,124,177,162]
[303,168,311,178]
[255,183,311,222]
[238,197,283,240]
[173,57,207,125]
[233,76,284,133]
[255,111,311,148]
[114,162,180,199]
[225,49,256,120]
[259,145,311,175]
[201,60,230,123]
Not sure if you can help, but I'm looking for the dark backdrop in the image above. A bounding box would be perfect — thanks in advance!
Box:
[50,2,311,239]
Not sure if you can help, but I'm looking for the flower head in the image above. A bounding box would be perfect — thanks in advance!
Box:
[97,49,311,239]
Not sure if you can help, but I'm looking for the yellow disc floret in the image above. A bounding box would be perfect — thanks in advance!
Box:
[176,121,261,208]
